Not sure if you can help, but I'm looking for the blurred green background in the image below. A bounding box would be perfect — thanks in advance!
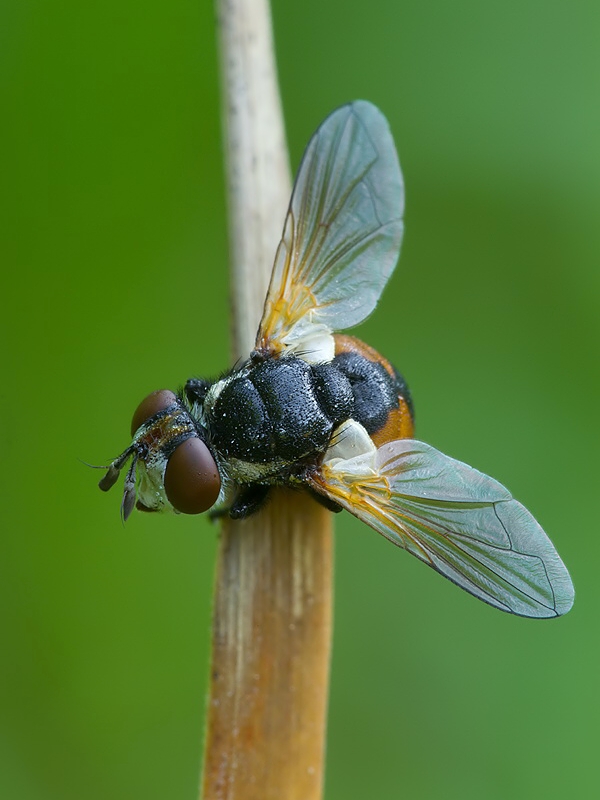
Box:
[2,1,598,798]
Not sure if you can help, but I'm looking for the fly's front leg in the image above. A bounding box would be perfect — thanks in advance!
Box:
[305,486,343,513]
[209,484,271,521]
[229,484,271,519]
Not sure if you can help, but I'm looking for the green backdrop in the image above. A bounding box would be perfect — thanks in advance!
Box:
[2,1,598,798]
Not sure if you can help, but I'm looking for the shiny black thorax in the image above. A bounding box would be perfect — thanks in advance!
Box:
[185,350,406,472]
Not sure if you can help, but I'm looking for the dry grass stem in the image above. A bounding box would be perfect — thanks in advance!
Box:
[200,1,333,798]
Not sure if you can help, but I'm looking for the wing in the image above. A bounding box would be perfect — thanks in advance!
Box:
[308,429,574,618]
[256,101,404,362]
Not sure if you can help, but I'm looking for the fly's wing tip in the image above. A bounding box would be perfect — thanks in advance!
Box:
[553,575,575,617]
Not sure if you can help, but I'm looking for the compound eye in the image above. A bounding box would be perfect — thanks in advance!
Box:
[131,390,178,436]
[164,437,221,514]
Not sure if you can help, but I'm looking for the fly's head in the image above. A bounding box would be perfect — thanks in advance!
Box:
[98,390,221,521]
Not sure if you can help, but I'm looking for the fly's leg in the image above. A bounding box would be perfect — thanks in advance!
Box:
[227,484,271,520]
[305,486,343,513]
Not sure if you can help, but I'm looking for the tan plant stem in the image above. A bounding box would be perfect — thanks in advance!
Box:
[200,1,333,798]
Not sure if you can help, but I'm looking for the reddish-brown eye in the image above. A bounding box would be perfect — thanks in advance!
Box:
[131,389,178,436]
[164,437,221,514]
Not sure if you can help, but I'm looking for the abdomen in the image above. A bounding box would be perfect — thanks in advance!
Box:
[333,334,414,445]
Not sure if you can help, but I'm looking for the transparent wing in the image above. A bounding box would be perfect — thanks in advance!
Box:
[256,101,404,357]
[309,438,574,617]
